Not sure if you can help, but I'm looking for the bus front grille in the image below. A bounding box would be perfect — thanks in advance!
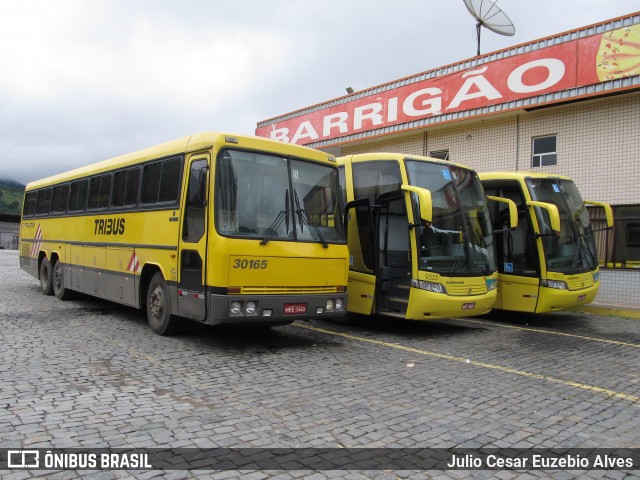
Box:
[566,277,595,290]
[240,286,339,295]
[446,285,487,296]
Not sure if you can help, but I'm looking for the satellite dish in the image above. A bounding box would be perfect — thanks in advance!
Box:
[463,0,515,56]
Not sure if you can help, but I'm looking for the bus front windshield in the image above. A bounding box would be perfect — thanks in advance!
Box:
[406,161,496,276]
[215,149,345,245]
[526,178,598,273]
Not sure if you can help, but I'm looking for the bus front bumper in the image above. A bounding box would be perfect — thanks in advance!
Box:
[536,284,599,313]
[406,288,497,320]
[207,293,349,326]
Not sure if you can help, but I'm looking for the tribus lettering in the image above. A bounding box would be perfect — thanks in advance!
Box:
[94,218,126,235]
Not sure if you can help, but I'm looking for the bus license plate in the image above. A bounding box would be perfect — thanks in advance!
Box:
[462,302,475,310]
[284,303,307,314]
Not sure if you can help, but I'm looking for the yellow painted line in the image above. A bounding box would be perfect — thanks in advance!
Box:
[457,318,640,348]
[297,323,640,405]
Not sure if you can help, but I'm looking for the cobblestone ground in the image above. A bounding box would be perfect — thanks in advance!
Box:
[0,250,638,479]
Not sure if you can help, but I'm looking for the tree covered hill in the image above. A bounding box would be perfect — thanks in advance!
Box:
[0,178,25,215]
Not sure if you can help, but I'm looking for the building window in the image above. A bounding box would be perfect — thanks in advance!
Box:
[429,149,449,160]
[532,135,557,167]
[627,223,640,247]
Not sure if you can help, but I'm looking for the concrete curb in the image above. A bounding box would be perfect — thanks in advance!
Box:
[574,304,640,319]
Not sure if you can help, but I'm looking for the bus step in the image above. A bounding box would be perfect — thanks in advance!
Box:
[387,296,408,305]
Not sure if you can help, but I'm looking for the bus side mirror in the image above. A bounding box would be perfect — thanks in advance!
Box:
[486,195,518,229]
[526,200,561,235]
[585,200,614,228]
[401,185,432,224]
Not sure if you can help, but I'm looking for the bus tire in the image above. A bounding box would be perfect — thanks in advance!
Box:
[39,257,54,296]
[52,259,73,300]
[146,272,179,335]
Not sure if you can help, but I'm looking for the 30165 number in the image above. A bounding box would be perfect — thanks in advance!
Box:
[233,259,268,269]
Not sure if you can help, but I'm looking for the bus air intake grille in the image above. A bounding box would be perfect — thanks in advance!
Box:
[240,286,339,294]
[446,285,487,296]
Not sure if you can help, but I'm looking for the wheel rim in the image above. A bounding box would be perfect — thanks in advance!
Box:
[149,285,165,320]
[53,263,62,290]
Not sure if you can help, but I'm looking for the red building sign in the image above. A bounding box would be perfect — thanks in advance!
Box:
[256,19,640,145]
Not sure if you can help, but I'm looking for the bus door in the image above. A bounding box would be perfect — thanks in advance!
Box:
[344,198,377,315]
[177,154,210,321]
[375,190,411,315]
[486,183,541,312]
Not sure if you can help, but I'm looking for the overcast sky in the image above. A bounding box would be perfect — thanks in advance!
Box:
[0,0,636,185]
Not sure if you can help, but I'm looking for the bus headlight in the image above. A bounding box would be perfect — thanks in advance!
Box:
[245,301,257,315]
[325,299,335,312]
[486,278,497,291]
[411,279,446,294]
[230,301,242,315]
[542,279,567,290]
[593,271,600,283]
[335,298,344,311]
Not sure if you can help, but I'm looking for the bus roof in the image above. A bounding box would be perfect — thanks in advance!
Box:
[337,152,473,171]
[479,171,573,182]
[26,132,336,190]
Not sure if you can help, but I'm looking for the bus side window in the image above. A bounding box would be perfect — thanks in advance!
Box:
[23,191,37,216]
[112,168,140,208]
[36,188,52,215]
[142,157,182,205]
[51,184,70,214]
[69,179,88,212]
[88,174,112,210]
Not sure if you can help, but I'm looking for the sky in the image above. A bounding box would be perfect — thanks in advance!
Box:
[0,0,636,185]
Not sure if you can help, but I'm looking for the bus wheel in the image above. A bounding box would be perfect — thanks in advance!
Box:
[39,257,54,296]
[146,272,179,335]
[52,260,73,300]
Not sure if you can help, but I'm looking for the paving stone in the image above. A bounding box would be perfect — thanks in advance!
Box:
[1,250,639,479]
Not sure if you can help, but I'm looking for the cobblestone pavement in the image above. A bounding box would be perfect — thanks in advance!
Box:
[0,250,639,479]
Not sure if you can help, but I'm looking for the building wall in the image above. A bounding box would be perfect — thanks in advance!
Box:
[341,91,640,206]
[0,221,19,250]
[597,269,640,307]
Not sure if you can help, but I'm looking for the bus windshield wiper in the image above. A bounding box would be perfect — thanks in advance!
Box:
[294,190,328,248]
[261,191,289,246]
[569,231,597,274]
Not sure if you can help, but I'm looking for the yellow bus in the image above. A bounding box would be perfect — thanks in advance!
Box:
[480,172,613,314]
[20,132,349,334]
[338,153,516,320]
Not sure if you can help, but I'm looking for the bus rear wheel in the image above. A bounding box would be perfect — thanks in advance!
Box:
[146,272,179,335]
[39,257,54,296]
[52,259,73,300]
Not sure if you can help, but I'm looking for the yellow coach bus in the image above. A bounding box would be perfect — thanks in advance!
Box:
[20,132,349,334]
[338,153,516,320]
[480,172,613,314]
